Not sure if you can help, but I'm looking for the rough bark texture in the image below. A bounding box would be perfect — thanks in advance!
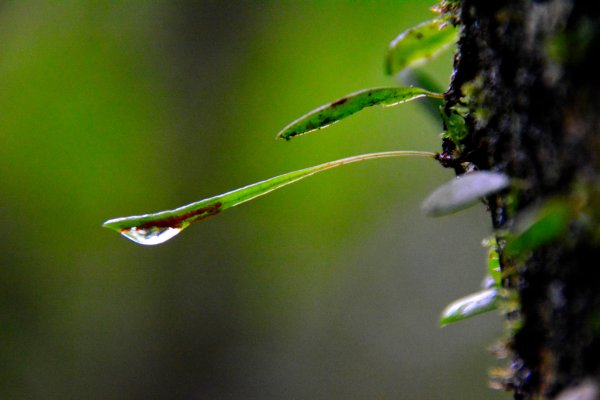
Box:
[443,1,600,398]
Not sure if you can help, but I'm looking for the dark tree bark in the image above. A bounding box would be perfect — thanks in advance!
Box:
[442,1,600,398]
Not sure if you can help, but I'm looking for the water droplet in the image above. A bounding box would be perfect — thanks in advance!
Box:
[120,226,183,245]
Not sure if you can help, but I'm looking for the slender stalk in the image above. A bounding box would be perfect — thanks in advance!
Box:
[103,150,436,245]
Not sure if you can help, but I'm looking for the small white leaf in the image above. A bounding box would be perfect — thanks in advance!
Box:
[440,288,499,326]
[422,171,510,217]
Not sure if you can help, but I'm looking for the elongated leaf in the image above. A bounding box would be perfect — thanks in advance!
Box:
[103,150,436,245]
[421,171,510,217]
[386,19,458,75]
[440,288,499,327]
[276,87,442,141]
[505,199,572,257]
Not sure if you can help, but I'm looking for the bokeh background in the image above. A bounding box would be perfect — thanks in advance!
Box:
[0,1,510,399]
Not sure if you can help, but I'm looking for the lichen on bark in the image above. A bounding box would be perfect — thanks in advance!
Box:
[443,1,600,398]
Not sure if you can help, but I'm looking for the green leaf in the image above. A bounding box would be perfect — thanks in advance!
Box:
[440,288,499,327]
[484,237,502,286]
[440,106,469,145]
[385,19,458,75]
[505,199,572,257]
[276,87,442,141]
[103,150,436,245]
[421,171,511,217]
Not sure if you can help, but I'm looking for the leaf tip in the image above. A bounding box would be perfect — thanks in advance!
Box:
[102,217,123,232]
[276,131,293,141]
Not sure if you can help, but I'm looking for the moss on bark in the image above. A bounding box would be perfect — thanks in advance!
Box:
[444,1,600,398]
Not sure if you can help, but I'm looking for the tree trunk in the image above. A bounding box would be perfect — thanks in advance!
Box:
[443,1,600,398]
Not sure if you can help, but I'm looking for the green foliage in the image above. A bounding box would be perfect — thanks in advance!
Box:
[485,237,502,286]
[505,199,572,257]
[276,87,442,140]
[385,19,458,75]
[7,2,503,399]
[103,5,510,346]
[102,2,509,340]
[96,6,526,393]
[105,4,464,246]
[441,104,469,146]
[103,151,435,245]
[100,0,509,339]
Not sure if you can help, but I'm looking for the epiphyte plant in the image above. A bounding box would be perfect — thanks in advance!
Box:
[104,7,459,244]
[385,17,458,75]
[440,237,503,326]
[103,4,508,326]
[103,150,437,246]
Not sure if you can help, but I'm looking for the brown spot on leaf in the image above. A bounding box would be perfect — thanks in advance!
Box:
[138,202,223,229]
[331,97,348,107]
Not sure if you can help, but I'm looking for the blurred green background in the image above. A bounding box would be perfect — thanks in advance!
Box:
[0,1,510,399]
